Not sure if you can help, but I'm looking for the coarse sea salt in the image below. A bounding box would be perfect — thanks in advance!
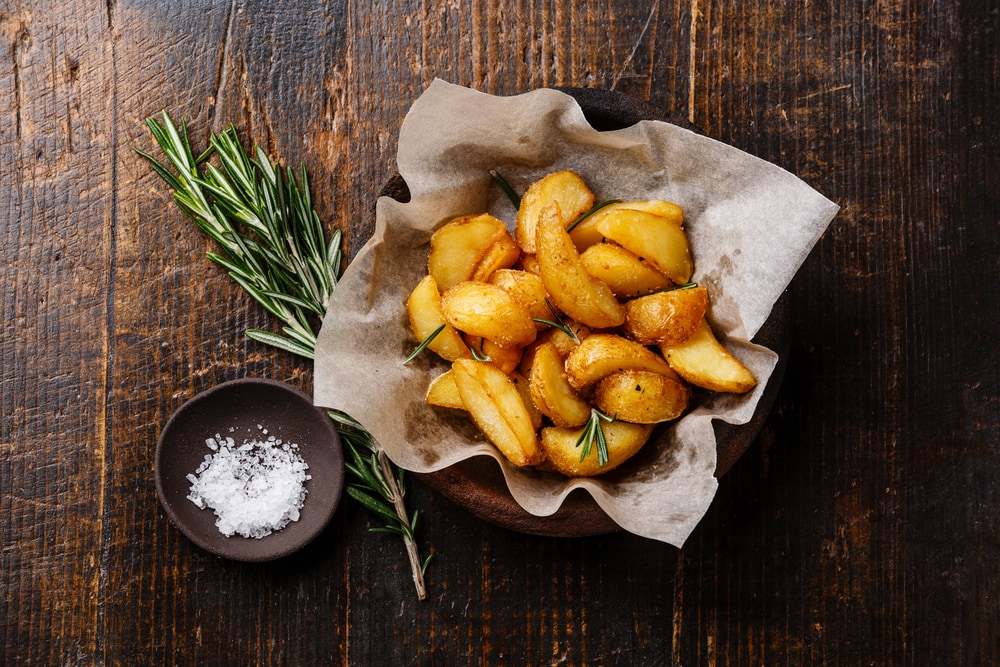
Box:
[186,431,311,539]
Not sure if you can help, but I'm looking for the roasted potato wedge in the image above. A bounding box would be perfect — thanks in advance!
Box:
[540,420,654,477]
[510,371,544,430]
[470,232,521,282]
[569,200,684,252]
[441,281,538,348]
[516,170,595,253]
[660,318,757,393]
[622,285,709,346]
[426,370,465,410]
[516,253,541,275]
[593,209,693,284]
[536,202,625,329]
[452,359,542,467]
[488,269,551,327]
[564,333,677,391]
[594,369,690,423]
[428,213,510,290]
[406,275,471,361]
[529,342,592,428]
[580,242,674,298]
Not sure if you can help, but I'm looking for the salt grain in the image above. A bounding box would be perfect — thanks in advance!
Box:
[186,432,311,539]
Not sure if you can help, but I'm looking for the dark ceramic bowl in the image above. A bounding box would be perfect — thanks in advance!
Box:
[376,87,790,537]
[155,378,345,561]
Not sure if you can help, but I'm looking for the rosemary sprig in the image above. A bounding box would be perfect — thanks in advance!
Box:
[138,111,430,599]
[489,169,521,209]
[469,339,492,363]
[576,408,616,467]
[532,299,581,344]
[403,324,444,364]
[565,199,622,232]
[655,281,698,293]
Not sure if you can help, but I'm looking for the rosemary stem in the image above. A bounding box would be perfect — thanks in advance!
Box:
[378,450,428,600]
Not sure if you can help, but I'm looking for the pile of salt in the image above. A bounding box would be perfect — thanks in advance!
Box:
[186,431,310,539]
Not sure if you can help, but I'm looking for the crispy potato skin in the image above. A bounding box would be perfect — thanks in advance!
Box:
[426,370,466,410]
[540,421,654,477]
[441,281,538,348]
[452,359,542,467]
[516,170,595,253]
[594,369,690,423]
[488,269,552,327]
[580,242,674,298]
[660,318,757,393]
[528,342,592,427]
[593,209,693,284]
[569,200,684,252]
[536,202,625,329]
[406,275,471,361]
[564,333,678,391]
[470,232,521,282]
[622,285,709,346]
[428,213,509,290]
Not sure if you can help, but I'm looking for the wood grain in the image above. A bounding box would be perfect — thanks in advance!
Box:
[2,0,997,664]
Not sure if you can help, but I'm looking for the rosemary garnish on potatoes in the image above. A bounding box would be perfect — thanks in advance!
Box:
[139,112,430,599]
[576,408,616,466]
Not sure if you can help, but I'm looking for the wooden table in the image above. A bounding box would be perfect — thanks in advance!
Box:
[3,1,997,664]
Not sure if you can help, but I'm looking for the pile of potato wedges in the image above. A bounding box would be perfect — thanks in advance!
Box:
[406,170,756,477]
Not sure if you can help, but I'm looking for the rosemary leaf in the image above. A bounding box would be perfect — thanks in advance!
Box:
[404,324,445,364]
[565,199,622,232]
[489,169,521,209]
[245,329,316,359]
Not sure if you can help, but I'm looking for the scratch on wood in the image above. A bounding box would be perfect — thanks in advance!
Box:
[105,0,114,29]
[688,0,698,124]
[11,27,27,142]
[776,83,853,108]
[611,0,659,91]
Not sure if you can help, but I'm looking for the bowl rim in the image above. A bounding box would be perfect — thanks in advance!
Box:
[155,377,344,561]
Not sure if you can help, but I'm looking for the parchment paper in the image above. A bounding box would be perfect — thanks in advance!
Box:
[314,80,839,546]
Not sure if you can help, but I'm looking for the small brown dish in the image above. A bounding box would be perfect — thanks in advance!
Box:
[155,378,344,561]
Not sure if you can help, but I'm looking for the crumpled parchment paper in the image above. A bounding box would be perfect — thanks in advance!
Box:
[314,79,839,546]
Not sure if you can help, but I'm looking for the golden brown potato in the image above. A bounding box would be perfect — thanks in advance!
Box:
[452,359,542,467]
[462,334,523,374]
[660,318,757,393]
[593,209,693,284]
[510,371,544,430]
[536,202,625,329]
[441,281,538,348]
[470,232,521,282]
[516,253,541,275]
[544,318,591,358]
[564,333,678,391]
[580,242,674,298]
[428,213,510,290]
[568,200,684,252]
[488,269,551,327]
[593,369,690,423]
[540,420,654,477]
[426,370,465,410]
[406,275,471,361]
[528,342,592,428]
[516,170,595,253]
[622,285,709,346]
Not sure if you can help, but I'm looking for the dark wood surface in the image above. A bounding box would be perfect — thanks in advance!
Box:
[2,1,997,664]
